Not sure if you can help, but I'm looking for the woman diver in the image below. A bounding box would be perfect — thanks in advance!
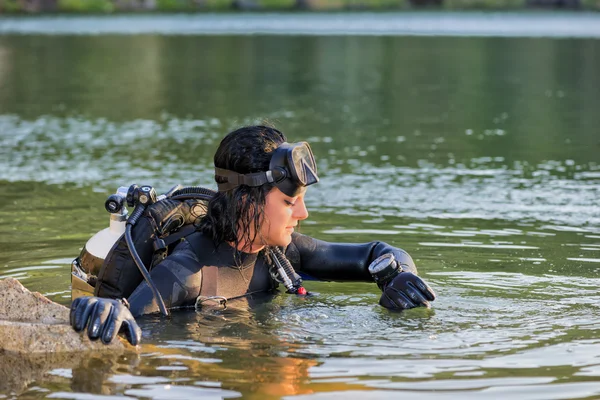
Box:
[70,125,436,346]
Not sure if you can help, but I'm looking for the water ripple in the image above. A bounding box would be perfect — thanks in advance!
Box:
[124,384,240,400]
[2,114,598,228]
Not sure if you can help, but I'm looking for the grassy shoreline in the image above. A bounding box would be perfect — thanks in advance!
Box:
[1,0,599,13]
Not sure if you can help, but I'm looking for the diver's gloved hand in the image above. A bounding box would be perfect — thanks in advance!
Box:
[379,269,436,310]
[70,296,142,346]
[369,253,435,310]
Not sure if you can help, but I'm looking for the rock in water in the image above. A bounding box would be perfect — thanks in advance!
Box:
[0,278,139,393]
[0,277,69,324]
[0,278,131,353]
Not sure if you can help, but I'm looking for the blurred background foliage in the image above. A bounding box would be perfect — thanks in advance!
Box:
[1,0,599,13]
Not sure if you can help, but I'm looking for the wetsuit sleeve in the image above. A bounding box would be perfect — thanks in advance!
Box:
[285,232,417,282]
[127,239,203,317]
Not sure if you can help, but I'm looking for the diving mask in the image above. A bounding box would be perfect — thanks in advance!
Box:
[215,141,319,197]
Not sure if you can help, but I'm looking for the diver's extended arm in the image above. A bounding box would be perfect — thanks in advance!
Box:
[285,232,417,282]
[286,233,435,310]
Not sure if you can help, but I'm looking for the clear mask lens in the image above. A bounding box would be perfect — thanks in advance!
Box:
[288,142,318,186]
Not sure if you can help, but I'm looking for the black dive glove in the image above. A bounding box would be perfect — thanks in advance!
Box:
[369,253,436,310]
[70,296,142,346]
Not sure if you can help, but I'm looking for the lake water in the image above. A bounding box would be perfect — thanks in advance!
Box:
[0,12,599,400]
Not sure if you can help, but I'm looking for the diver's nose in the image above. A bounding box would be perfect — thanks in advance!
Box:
[293,197,309,221]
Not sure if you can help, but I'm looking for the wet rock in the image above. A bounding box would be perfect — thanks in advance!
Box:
[0,279,140,394]
[0,278,129,353]
[0,320,125,354]
[0,277,69,325]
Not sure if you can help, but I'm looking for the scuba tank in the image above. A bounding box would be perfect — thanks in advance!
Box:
[71,186,129,301]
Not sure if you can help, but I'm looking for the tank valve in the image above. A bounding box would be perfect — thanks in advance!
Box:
[105,194,124,213]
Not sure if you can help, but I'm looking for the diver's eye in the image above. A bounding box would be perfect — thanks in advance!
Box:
[284,199,296,207]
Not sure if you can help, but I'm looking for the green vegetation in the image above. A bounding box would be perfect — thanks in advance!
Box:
[258,0,296,9]
[0,0,599,13]
[204,0,235,9]
[58,0,114,12]
[1,0,20,12]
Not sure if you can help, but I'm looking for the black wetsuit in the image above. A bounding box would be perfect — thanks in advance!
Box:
[127,231,417,317]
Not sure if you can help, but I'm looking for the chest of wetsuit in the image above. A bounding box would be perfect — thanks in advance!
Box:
[127,231,417,317]
[127,231,276,316]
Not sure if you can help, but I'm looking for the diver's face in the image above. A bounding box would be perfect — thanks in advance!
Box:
[261,187,309,247]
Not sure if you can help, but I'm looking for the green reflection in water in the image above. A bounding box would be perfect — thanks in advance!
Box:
[0,35,599,166]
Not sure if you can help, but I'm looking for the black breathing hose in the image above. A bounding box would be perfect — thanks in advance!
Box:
[171,186,216,200]
[125,204,170,317]
[119,185,222,316]
[121,185,216,317]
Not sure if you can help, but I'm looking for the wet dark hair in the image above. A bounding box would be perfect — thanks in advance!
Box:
[198,125,286,255]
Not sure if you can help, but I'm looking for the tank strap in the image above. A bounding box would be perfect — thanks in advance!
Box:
[151,225,198,269]
[153,224,197,253]
[199,265,218,297]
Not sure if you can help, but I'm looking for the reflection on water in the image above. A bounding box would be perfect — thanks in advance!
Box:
[0,23,599,399]
[15,269,600,398]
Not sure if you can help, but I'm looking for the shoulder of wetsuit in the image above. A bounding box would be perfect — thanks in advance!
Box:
[181,230,215,261]
[127,243,206,317]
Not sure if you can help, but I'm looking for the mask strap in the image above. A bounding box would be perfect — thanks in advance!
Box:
[215,167,275,192]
